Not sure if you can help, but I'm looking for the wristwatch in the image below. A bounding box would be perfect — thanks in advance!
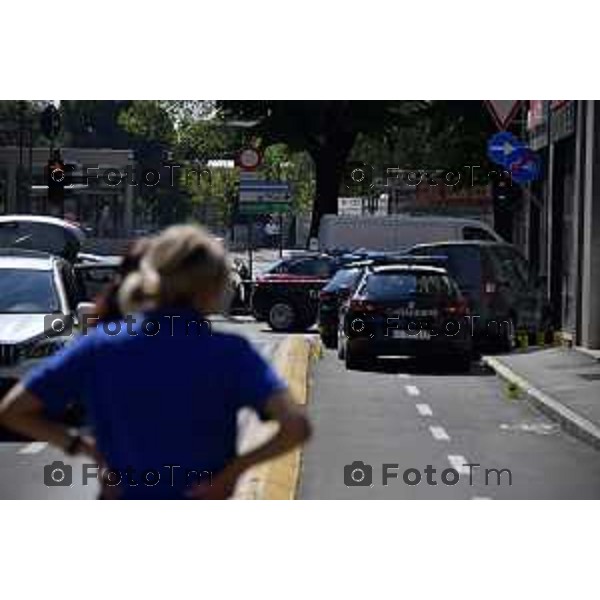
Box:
[64,433,83,456]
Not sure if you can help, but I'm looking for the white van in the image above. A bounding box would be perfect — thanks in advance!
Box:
[317,214,502,252]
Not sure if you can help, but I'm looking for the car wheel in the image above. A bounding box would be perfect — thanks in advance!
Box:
[321,330,338,349]
[267,301,298,332]
[345,346,373,371]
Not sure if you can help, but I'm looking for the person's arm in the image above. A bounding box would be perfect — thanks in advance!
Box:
[188,389,311,499]
[0,384,99,460]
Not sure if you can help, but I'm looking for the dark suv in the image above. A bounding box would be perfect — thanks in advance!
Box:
[407,241,551,351]
[337,264,472,371]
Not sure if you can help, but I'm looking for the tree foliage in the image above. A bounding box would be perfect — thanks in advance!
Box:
[61,101,132,148]
[216,101,427,235]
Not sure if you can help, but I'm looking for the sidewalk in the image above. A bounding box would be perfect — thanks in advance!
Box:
[482,347,600,449]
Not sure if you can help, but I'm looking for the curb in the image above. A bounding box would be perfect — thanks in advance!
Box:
[482,355,600,450]
[575,346,600,362]
[234,335,321,499]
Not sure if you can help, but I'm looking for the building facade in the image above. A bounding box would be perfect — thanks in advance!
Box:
[523,100,600,349]
[0,146,136,237]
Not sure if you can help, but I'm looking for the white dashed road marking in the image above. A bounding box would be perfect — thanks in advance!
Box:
[429,426,451,441]
[471,496,492,500]
[447,455,472,475]
[397,374,410,379]
[416,403,433,417]
[405,385,420,396]
[18,442,48,455]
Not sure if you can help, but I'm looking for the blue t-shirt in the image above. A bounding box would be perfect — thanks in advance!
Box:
[23,308,287,499]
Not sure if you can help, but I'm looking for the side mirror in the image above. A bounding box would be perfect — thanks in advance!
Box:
[76,301,98,327]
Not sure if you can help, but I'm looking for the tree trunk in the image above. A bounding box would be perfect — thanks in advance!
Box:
[308,134,357,241]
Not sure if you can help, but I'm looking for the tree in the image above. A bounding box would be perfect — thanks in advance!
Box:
[61,101,133,148]
[216,101,425,237]
[117,101,182,226]
[0,100,46,146]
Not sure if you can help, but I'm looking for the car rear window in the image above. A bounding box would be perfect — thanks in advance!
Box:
[289,258,333,277]
[410,245,481,291]
[361,272,458,300]
[268,257,333,277]
[322,267,362,292]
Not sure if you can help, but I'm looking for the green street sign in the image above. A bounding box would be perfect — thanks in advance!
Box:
[239,202,291,215]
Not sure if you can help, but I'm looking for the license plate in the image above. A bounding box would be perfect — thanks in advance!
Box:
[392,329,431,340]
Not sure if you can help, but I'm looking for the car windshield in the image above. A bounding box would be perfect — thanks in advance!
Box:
[0,268,60,314]
[361,272,458,300]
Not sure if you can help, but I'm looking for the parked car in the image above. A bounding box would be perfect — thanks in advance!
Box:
[318,264,367,348]
[337,263,472,371]
[251,253,355,331]
[0,214,85,262]
[0,217,123,439]
[407,241,551,351]
[318,214,502,253]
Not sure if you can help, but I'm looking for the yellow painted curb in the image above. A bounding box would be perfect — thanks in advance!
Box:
[234,335,319,500]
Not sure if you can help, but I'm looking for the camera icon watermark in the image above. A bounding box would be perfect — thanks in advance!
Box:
[44,461,73,487]
[44,313,73,339]
[342,161,375,193]
[344,460,373,487]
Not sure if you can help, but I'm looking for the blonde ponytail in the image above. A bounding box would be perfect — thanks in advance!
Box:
[117,224,228,315]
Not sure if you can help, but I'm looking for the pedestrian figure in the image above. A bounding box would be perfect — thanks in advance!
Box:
[264,217,280,248]
[0,225,311,499]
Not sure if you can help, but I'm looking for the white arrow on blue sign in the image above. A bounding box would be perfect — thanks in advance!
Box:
[487,131,527,168]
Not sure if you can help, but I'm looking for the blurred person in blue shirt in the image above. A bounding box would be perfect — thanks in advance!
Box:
[0,225,311,499]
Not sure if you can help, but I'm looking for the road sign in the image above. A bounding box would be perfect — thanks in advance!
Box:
[338,197,363,216]
[510,149,541,184]
[239,202,290,215]
[484,100,522,130]
[238,147,262,171]
[487,131,526,168]
[239,181,290,203]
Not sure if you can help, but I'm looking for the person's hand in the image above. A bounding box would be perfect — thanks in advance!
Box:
[76,435,105,467]
[186,464,242,500]
[75,436,122,499]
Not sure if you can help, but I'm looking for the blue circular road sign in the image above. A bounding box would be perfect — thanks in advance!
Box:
[487,131,526,168]
[510,149,542,184]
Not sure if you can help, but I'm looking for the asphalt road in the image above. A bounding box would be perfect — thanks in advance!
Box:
[299,349,600,499]
[5,314,599,500]
[0,317,279,500]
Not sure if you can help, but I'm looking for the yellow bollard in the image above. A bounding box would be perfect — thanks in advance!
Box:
[517,330,528,350]
[506,382,520,400]
[536,330,546,347]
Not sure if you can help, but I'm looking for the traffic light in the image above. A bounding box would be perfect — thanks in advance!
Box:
[46,154,66,215]
[491,171,520,212]
[490,170,522,242]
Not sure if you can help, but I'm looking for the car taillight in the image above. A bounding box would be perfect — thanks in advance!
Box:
[349,299,378,312]
[484,281,497,294]
[445,298,469,316]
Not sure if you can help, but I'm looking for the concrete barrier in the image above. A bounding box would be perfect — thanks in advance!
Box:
[234,335,321,500]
